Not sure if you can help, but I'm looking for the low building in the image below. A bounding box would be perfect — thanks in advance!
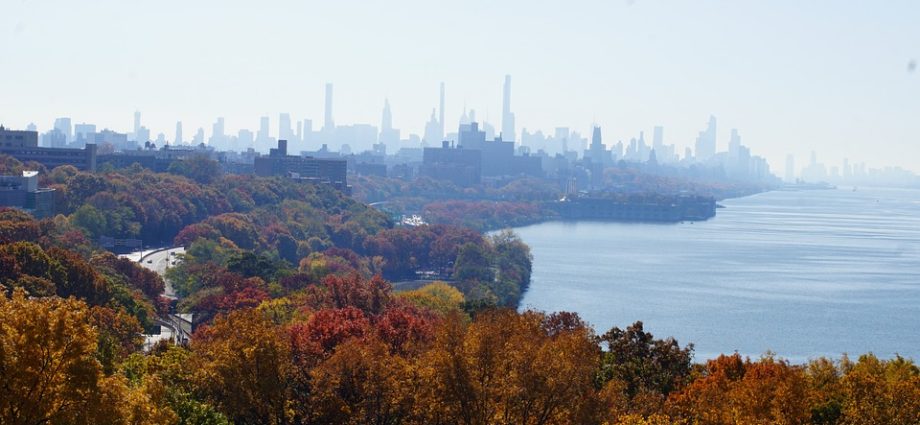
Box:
[1,126,97,171]
[0,171,55,218]
[421,141,481,186]
[254,140,348,192]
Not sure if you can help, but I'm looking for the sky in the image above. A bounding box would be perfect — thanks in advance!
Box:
[1,0,919,173]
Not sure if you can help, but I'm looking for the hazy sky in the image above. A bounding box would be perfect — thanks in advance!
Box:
[2,0,919,172]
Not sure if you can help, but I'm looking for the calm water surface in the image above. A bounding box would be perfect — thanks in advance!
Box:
[515,187,920,362]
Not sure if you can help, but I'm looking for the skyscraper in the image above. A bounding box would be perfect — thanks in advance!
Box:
[324,83,334,131]
[193,128,204,145]
[133,111,141,138]
[424,109,440,144]
[652,126,664,153]
[257,116,272,151]
[279,113,294,142]
[175,121,183,145]
[381,99,392,132]
[586,126,609,165]
[74,123,96,146]
[728,128,741,158]
[53,117,72,144]
[379,98,399,145]
[501,75,515,142]
[694,115,717,161]
[209,117,226,147]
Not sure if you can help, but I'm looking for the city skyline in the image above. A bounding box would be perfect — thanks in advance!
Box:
[2,0,919,172]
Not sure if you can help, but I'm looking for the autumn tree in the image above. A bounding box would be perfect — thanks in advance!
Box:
[192,309,293,425]
[598,321,694,416]
[417,309,599,425]
[666,354,811,425]
[307,336,416,425]
[838,354,920,424]
[0,288,175,424]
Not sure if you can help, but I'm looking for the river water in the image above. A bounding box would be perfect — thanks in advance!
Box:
[515,187,920,362]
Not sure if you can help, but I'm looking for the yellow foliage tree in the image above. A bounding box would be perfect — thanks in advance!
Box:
[398,281,465,315]
[0,288,177,424]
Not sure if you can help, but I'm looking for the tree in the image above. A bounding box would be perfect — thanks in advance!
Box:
[666,354,811,425]
[839,354,920,424]
[307,337,415,424]
[417,309,599,425]
[191,309,292,425]
[168,156,222,184]
[453,242,494,283]
[598,320,694,413]
[398,281,465,315]
[0,289,120,424]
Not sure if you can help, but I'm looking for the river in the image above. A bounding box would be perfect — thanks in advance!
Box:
[515,187,920,362]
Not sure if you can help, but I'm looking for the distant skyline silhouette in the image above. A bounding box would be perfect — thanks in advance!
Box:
[2,0,919,172]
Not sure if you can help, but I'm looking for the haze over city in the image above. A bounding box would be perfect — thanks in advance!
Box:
[3,0,919,173]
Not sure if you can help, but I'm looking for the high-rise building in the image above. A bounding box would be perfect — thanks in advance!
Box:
[728,128,741,158]
[193,128,204,145]
[324,83,334,131]
[652,126,664,153]
[694,115,717,161]
[258,116,270,140]
[133,111,141,138]
[74,123,96,146]
[379,99,399,146]
[586,126,610,165]
[423,109,441,145]
[53,117,72,144]
[381,99,392,132]
[131,111,150,144]
[175,121,183,145]
[279,113,294,142]
[256,116,274,151]
[41,129,65,148]
[501,75,515,142]
[209,117,225,147]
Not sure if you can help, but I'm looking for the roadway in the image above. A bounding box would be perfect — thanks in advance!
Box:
[122,246,189,348]
[134,247,185,299]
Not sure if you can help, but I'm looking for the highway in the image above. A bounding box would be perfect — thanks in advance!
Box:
[122,247,189,348]
[134,247,185,299]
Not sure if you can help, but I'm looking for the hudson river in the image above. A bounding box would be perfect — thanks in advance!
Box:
[515,187,920,362]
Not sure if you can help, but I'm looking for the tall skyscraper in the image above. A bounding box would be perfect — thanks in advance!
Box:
[257,116,272,151]
[728,128,741,158]
[424,109,440,144]
[379,98,399,145]
[439,82,446,140]
[381,99,392,132]
[133,111,141,137]
[324,83,334,131]
[694,115,717,161]
[258,116,270,140]
[193,128,204,145]
[586,126,609,165]
[175,121,183,145]
[652,126,664,153]
[279,113,294,142]
[501,75,515,142]
[209,117,226,147]
[53,117,72,144]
